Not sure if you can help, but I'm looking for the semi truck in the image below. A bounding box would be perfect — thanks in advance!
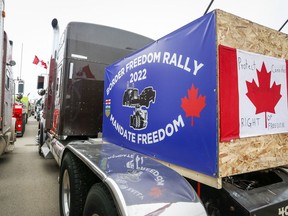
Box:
[13,94,27,137]
[0,0,16,156]
[39,10,288,216]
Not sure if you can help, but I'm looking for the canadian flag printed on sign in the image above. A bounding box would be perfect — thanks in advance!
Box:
[219,45,288,141]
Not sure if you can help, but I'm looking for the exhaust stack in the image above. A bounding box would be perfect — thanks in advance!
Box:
[51,18,59,58]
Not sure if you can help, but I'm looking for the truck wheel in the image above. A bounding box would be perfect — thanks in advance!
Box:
[38,122,43,156]
[83,183,117,216]
[60,152,91,216]
[39,122,44,146]
[22,116,26,135]
[0,137,6,156]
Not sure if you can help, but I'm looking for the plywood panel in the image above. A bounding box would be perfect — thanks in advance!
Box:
[216,9,288,177]
[219,134,288,177]
[216,9,288,59]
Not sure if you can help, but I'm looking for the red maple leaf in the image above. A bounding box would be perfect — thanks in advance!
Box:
[246,62,282,127]
[181,84,206,126]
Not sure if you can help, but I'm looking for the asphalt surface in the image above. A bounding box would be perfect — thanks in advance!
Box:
[0,117,59,216]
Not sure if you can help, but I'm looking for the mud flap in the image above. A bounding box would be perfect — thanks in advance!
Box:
[4,132,14,152]
[5,144,14,152]
[41,143,53,159]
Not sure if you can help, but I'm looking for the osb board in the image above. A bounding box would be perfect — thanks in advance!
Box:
[216,10,288,177]
[216,9,288,59]
[219,134,288,177]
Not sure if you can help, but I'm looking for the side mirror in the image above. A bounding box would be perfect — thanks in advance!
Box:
[16,93,23,100]
[7,60,16,66]
[38,89,46,96]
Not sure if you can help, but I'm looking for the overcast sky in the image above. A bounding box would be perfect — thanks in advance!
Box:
[3,0,288,99]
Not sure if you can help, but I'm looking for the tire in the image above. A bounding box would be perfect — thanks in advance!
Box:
[59,152,94,216]
[39,122,44,146]
[136,115,140,128]
[131,116,136,128]
[83,183,117,216]
[21,116,26,136]
[38,122,46,156]
[38,122,43,156]
[0,137,6,156]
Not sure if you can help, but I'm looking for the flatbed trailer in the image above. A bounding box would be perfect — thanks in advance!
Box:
[40,10,288,216]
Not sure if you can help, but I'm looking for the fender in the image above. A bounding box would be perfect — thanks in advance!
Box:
[65,141,207,216]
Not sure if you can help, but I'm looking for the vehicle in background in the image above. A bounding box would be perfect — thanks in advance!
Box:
[0,0,16,155]
[13,94,27,137]
[19,95,30,122]
[12,103,24,137]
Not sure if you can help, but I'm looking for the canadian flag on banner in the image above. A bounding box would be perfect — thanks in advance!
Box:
[219,45,288,141]
[33,55,47,69]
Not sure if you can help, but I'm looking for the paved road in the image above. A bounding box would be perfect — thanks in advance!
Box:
[0,117,59,216]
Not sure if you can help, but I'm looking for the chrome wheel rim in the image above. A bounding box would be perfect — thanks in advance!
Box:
[62,170,70,216]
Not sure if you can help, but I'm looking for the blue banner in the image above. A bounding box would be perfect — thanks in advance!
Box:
[103,11,217,177]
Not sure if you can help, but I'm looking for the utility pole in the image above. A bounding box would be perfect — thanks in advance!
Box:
[19,43,23,79]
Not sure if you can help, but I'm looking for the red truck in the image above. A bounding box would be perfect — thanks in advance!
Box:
[12,96,26,137]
